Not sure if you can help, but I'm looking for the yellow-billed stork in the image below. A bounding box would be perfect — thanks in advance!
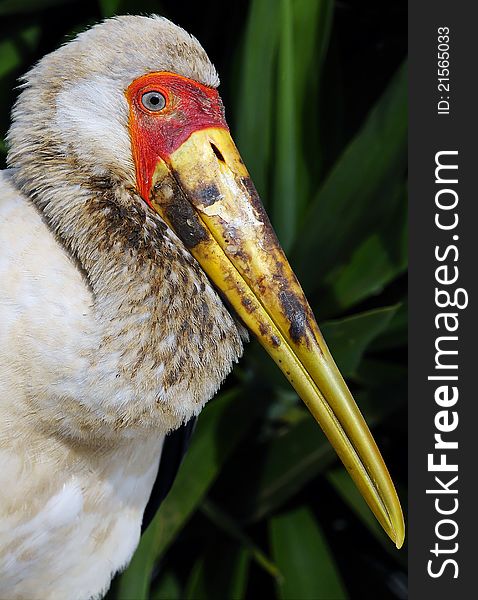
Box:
[0,15,404,599]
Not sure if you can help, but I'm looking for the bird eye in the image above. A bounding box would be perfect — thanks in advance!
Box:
[141,91,166,112]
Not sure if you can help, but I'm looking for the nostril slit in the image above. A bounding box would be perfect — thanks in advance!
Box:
[210,142,225,163]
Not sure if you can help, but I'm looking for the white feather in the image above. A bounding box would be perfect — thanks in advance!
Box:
[0,170,165,599]
[0,15,244,599]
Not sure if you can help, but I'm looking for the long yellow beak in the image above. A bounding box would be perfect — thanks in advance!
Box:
[149,127,404,548]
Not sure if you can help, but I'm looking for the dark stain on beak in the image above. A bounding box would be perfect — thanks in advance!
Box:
[241,177,262,212]
[271,335,281,348]
[151,182,208,249]
[241,296,255,313]
[197,183,222,207]
[241,176,282,251]
[166,200,208,249]
[279,290,309,344]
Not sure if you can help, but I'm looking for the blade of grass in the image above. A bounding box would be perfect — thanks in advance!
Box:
[200,498,281,580]
[98,0,122,17]
[0,0,74,15]
[235,0,279,199]
[355,358,407,388]
[151,571,181,600]
[371,301,408,351]
[292,0,334,200]
[272,0,297,251]
[0,39,20,79]
[99,0,163,17]
[321,304,400,377]
[292,62,407,291]
[240,415,334,521]
[322,183,407,312]
[273,1,335,249]
[185,539,250,600]
[0,25,40,78]
[270,506,348,599]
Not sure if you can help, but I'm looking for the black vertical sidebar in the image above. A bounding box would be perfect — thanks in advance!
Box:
[409,2,478,598]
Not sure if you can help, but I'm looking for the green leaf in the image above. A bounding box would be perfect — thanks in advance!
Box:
[0,26,41,78]
[321,305,400,377]
[151,571,181,600]
[0,0,74,15]
[220,305,402,522]
[293,62,407,291]
[291,0,334,203]
[271,0,298,250]
[272,0,334,250]
[185,539,250,600]
[222,380,404,524]
[327,467,401,552]
[237,415,334,522]
[322,183,407,312]
[235,0,334,250]
[98,0,122,17]
[371,300,408,351]
[244,305,400,391]
[200,499,280,579]
[0,139,7,159]
[355,358,407,388]
[0,39,19,79]
[235,0,280,199]
[116,388,262,599]
[98,0,162,17]
[270,506,348,599]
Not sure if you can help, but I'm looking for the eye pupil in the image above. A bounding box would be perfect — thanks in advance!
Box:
[141,91,166,111]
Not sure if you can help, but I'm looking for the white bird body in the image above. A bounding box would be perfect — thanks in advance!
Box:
[0,15,248,596]
[0,171,165,599]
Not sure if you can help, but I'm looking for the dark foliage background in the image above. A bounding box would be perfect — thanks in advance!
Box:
[0,1,407,598]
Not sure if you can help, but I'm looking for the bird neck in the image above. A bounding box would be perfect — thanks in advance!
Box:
[10,166,245,435]
[14,166,182,316]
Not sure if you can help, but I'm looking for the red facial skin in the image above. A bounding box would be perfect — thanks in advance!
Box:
[126,72,228,204]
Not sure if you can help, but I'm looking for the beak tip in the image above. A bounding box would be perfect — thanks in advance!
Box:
[389,511,405,549]
[395,524,405,550]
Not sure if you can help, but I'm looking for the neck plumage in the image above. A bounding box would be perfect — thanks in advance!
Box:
[10,162,245,435]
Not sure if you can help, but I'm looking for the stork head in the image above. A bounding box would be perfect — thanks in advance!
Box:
[6,16,404,547]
